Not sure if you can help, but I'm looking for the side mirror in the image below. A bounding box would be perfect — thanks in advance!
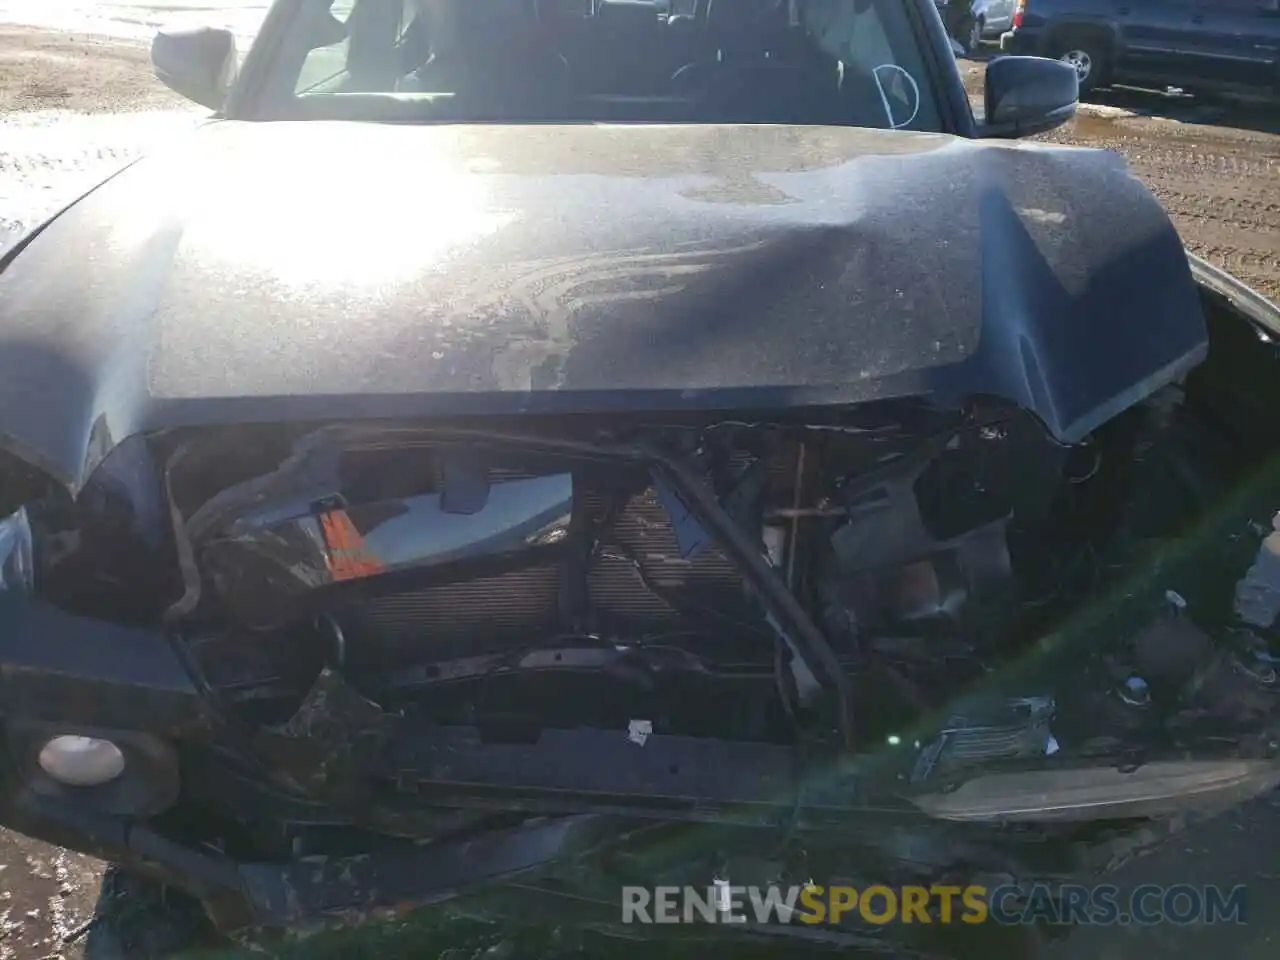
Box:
[151,26,237,110]
[980,56,1078,138]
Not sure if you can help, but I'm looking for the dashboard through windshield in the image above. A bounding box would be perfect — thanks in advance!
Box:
[259,0,943,130]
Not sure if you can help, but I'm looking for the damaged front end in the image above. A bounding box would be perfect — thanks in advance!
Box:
[4,276,1280,948]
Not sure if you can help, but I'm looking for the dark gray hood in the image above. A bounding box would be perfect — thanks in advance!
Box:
[0,120,1205,494]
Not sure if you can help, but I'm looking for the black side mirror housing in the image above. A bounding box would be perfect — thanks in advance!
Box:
[151,26,238,110]
[980,56,1079,139]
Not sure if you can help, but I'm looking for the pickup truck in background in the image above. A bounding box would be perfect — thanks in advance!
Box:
[999,0,1280,97]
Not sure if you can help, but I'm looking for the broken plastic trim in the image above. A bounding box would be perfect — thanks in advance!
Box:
[909,759,1280,822]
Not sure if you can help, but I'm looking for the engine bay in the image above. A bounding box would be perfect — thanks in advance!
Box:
[118,379,1274,784]
[169,407,1041,742]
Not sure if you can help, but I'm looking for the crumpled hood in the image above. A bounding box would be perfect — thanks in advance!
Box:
[0,120,1204,494]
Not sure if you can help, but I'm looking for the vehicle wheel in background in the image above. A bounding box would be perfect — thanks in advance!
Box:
[82,866,221,959]
[1049,33,1109,94]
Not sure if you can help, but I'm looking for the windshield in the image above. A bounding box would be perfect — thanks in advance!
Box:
[259,0,942,130]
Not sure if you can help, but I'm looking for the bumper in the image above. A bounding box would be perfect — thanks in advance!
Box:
[6,595,1280,939]
[5,793,613,935]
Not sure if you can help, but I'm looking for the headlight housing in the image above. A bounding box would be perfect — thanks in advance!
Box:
[0,506,32,592]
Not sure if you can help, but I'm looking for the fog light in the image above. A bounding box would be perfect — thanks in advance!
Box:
[37,736,126,787]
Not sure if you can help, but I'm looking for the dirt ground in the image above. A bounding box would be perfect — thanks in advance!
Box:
[0,26,187,114]
[0,26,1278,960]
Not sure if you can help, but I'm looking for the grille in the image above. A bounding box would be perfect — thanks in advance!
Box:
[587,486,751,627]
[342,479,767,662]
[345,563,563,666]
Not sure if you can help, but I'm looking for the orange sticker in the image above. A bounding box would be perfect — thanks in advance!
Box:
[319,508,385,580]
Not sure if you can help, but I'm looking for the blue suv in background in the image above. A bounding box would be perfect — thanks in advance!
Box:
[1000,0,1280,97]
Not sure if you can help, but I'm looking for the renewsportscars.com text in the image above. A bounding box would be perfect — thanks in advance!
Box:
[621,883,1248,927]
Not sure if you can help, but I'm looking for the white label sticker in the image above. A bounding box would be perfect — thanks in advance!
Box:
[628,719,653,746]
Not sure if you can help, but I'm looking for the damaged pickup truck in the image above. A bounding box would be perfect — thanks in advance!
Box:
[4,0,1280,955]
